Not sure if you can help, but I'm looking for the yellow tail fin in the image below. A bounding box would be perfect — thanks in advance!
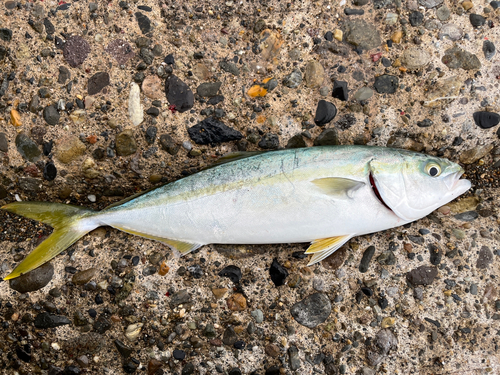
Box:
[1,202,97,280]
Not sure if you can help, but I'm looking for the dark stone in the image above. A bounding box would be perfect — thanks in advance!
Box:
[164,54,175,64]
[63,366,80,375]
[366,329,398,366]
[0,28,13,42]
[454,211,478,221]
[473,111,500,129]
[359,246,375,273]
[258,133,280,149]
[182,362,195,375]
[269,258,288,287]
[442,47,481,70]
[188,117,242,145]
[223,326,238,345]
[135,12,151,34]
[483,40,496,61]
[123,361,138,373]
[15,132,41,162]
[197,82,222,97]
[282,69,302,88]
[42,105,60,125]
[406,265,438,286]
[34,312,71,329]
[105,39,135,65]
[314,128,339,146]
[0,132,8,152]
[58,66,71,84]
[469,14,486,28]
[114,339,133,358]
[428,244,442,265]
[324,31,333,41]
[207,95,225,105]
[173,349,186,360]
[218,265,242,283]
[16,345,31,363]
[220,60,240,76]
[344,8,364,15]
[146,107,159,117]
[336,113,356,130]
[288,345,301,370]
[476,246,493,269]
[0,45,8,61]
[165,75,194,113]
[63,36,90,67]
[170,290,191,307]
[492,1,500,9]
[43,18,55,34]
[290,293,331,328]
[373,75,399,94]
[286,134,306,148]
[416,119,433,127]
[93,315,112,334]
[88,72,110,95]
[344,20,381,50]
[409,11,424,26]
[9,262,54,293]
[145,126,157,144]
[44,162,57,181]
[159,134,180,155]
[314,100,337,126]
[332,80,348,101]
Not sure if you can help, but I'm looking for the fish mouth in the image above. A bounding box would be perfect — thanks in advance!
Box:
[369,173,393,212]
[444,170,471,195]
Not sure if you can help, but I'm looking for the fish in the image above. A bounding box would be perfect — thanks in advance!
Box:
[1,145,471,280]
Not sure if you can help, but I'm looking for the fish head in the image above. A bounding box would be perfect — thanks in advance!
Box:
[369,152,471,221]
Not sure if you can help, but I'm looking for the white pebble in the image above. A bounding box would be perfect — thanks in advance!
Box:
[88,194,96,202]
[128,82,144,126]
[15,194,21,202]
[51,342,60,350]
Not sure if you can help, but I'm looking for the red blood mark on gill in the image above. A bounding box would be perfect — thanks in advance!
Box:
[168,104,177,113]
[370,52,382,62]
[369,173,392,212]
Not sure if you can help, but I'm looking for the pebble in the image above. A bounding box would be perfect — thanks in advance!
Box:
[218,265,242,283]
[125,323,143,342]
[115,129,137,156]
[439,24,463,41]
[314,128,340,146]
[344,8,364,15]
[288,345,301,370]
[353,87,373,101]
[0,132,8,152]
[314,100,337,127]
[332,80,348,101]
[418,0,443,8]
[9,262,54,293]
[220,60,240,76]
[105,39,135,65]
[34,312,71,329]
[10,109,21,127]
[401,48,430,70]
[459,144,493,164]
[269,258,289,286]
[128,82,144,126]
[304,61,325,88]
[344,20,381,50]
[16,132,41,162]
[359,245,375,273]
[165,75,194,113]
[286,134,306,148]
[473,111,500,129]
[409,11,424,26]
[64,333,105,357]
[197,82,222,97]
[366,329,398,366]
[72,268,97,285]
[251,309,264,323]
[88,72,110,95]
[258,133,280,149]
[483,40,496,61]
[63,36,90,67]
[476,246,493,269]
[170,289,191,307]
[227,293,247,311]
[373,75,399,94]
[141,75,163,99]
[406,266,437,286]
[58,66,71,84]
[282,69,302,88]
[159,134,180,155]
[290,293,331,328]
[469,14,485,28]
[173,349,186,360]
[436,5,450,20]
[135,12,152,34]
[441,47,481,70]
[188,117,242,145]
[223,326,238,345]
[43,105,60,125]
[423,75,461,108]
[114,339,133,358]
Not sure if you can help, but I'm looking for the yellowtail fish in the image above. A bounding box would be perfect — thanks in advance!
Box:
[1,146,471,280]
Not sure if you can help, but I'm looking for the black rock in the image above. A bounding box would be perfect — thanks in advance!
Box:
[0,132,8,152]
[88,72,110,95]
[409,11,424,26]
[15,132,41,162]
[229,369,242,375]
[288,345,301,370]
[314,128,339,146]
[359,246,375,273]
[314,100,337,126]
[135,12,151,34]
[373,75,399,94]
[58,66,71,84]
[170,289,191,307]
[265,366,280,375]
[0,46,7,61]
[258,133,280,149]
[269,258,288,287]
[16,345,31,363]
[123,361,138,374]
[332,80,348,101]
[428,244,442,265]
[187,264,203,278]
[43,18,55,34]
[290,293,332,328]
[416,119,433,127]
[483,40,496,61]
[223,326,238,345]
[473,111,500,129]
[207,95,225,105]
[196,82,222,97]
[324,31,333,41]
[344,8,364,15]
[63,365,80,375]
[406,266,437,286]
[114,339,133,358]
[469,14,486,28]
[34,312,71,329]
[188,117,242,145]
[93,315,112,334]
[145,126,157,144]
[218,265,242,283]
[164,54,175,64]
[491,1,500,9]
[0,28,13,42]
[43,105,60,125]
[146,107,159,117]
[476,246,493,269]
[234,340,245,349]
[44,162,57,181]
[182,362,195,375]
[454,211,478,221]
[165,75,194,113]
[43,140,53,156]
[159,134,180,155]
[173,349,186,360]
[220,60,240,76]
[286,134,306,148]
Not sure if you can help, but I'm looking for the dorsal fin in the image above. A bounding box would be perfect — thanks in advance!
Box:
[202,151,268,170]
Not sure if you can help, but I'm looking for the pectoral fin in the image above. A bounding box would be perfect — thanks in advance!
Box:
[112,226,203,255]
[305,234,353,266]
[311,178,364,198]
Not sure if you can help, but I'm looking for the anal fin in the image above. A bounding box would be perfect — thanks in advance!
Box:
[112,226,203,255]
[305,234,353,266]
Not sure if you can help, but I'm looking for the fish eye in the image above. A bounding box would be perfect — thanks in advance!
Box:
[425,163,441,177]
